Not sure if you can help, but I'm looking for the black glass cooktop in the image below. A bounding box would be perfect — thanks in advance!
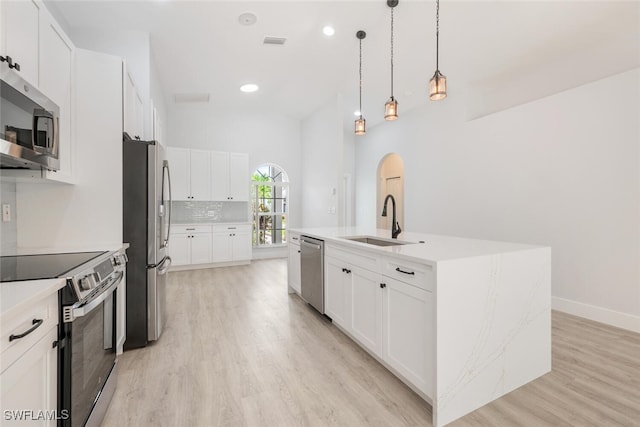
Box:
[0,251,106,282]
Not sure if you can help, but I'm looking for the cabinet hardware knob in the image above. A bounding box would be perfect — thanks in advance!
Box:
[297,250,300,253]
[345,269,351,274]
[395,267,415,276]
[380,283,387,289]
[9,319,43,342]
[0,56,6,62]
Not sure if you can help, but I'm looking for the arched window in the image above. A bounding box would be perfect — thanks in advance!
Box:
[252,164,289,247]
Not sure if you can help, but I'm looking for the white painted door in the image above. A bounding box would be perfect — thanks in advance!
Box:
[288,243,301,293]
[350,266,382,355]
[228,153,249,201]
[169,233,190,266]
[190,233,212,265]
[325,257,349,328]
[189,149,211,200]
[0,327,57,427]
[40,20,74,183]
[231,229,252,261]
[2,0,40,86]
[382,276,434,397]
[165,148,190,200]
[212,231,232,262]
[210,151,230,201]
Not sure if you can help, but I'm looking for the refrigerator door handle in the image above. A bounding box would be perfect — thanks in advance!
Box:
[157,256,171,275]
[161,160,172,248]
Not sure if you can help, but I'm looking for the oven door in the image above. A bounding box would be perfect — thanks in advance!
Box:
[60,273,121,427]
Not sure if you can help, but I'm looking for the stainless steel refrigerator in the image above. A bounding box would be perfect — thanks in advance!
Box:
[123,133,172,349]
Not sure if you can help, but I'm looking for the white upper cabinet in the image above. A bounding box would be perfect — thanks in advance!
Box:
[211,151,249,201]
[123,67,144,140]
[40,18,74,183]
[166,147,211,200]
[1,0,40,86]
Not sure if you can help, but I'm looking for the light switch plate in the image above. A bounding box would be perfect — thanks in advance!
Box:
[2,204,10,222]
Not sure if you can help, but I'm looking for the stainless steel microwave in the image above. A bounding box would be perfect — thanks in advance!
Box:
[0,71,60,170]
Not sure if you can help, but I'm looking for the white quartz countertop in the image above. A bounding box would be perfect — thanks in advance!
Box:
[2,243,129,257]
[1,278,66,321]
[290,227,546,263]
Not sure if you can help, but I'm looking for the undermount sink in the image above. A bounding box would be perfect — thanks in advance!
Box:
[342,236,416,247]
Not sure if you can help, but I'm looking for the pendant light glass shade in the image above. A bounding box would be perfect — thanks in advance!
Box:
[384,97,398,121]
[355,30,367,135]
[385,0,399,121]
[429,70,447,100]
[430,0,447,101]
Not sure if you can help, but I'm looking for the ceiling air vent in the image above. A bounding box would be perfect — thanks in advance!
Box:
[263,36,287,46]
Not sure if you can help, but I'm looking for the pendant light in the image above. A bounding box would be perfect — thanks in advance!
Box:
[355,30,367,135]
[384,0,399,121]
[429,0,447,100]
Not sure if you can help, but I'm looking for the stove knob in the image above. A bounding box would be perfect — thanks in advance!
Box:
[79,274,96,291]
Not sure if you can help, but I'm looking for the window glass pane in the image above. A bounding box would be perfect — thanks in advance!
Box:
[252,164,288,247]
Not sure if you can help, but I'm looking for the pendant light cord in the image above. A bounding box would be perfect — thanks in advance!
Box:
[390,6,395,98]
[359,37,363,116]
[435,0,440,71]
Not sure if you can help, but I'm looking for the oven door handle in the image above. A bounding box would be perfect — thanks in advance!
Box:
[66,271,124,321]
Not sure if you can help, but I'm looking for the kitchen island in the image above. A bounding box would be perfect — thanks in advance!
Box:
[289,227,551,427]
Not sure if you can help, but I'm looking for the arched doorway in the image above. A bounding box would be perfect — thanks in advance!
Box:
[377,153,405,232]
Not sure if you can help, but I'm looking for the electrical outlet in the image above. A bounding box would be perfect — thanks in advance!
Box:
[2,204,11,222]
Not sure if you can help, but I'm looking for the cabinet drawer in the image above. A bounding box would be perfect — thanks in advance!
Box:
[172,224,212,234]
[326,244,379,272]
[1,292,58,373]
[212,224,251,233]
[383,258,434,292]
[289,231,301,244]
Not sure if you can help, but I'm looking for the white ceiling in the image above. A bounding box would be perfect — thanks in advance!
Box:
[49,1,640,127]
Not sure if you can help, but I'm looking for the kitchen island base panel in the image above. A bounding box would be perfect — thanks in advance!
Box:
[434,248,551,427]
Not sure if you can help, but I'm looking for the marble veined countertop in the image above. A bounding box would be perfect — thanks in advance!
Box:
[290,227,545,263]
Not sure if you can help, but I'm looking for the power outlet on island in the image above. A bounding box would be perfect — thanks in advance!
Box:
[2,204,11,222]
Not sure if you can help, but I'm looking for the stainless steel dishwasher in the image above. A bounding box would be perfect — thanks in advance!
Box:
[300,235,324,313]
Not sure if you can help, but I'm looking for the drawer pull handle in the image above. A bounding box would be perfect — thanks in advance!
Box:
[395,267,415,276]
[9,319,43,342]
[380,283,387,289]
[186,228,195,231]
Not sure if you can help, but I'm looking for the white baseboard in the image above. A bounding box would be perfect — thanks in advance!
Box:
[552,297,640,333]
[169,260,250,272]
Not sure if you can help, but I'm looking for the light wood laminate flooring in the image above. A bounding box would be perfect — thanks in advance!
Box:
[103,259,640,426]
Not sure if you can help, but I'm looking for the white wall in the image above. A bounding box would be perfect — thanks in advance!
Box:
[167,105,302,229]
[16,49,123,250]
[300,95,344,228]
[354,68,640,331]
[0,182,17,254]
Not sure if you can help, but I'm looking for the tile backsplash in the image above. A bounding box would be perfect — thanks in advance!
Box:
[171,201,250,224]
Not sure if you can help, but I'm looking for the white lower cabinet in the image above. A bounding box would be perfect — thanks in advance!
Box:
[1,292,59,426]
[169,225,212,267]
[288,236,301,294]
[211,224,252,263]
[322,243,435,399]
[382,276,433,396]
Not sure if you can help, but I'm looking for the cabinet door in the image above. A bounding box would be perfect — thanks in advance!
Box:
[169,233,190,266]
[212,231,232,262]
[190,233,212,265]
[1,327,57,427]
[123,70,136,137]
[228,153,249,201]
[231,229,252,261]
[210,151,230,201]
[189,149,211,200]
[382,277,434,397]
[325,257,350,329]
[134,91,144,139]
[2,0,39,86]
[288,243,301,293]
[166,148,190,200]
[40,20,74,183]
[350,266,382,355]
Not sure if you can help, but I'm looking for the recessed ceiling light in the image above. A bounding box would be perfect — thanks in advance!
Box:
[239,12,257,26]
[323,26,335,37]
[240,84,259,93]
